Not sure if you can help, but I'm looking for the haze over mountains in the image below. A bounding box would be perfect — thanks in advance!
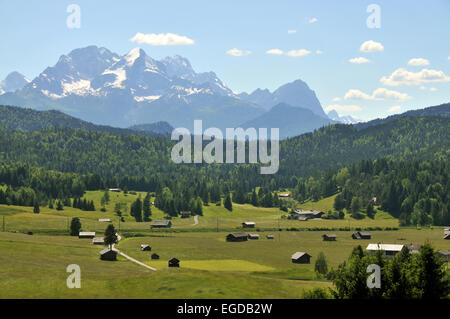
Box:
[0,71,30,95]
[0,45,345,137]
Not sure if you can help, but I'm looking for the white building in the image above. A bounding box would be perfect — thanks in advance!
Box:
[366,244,404,258]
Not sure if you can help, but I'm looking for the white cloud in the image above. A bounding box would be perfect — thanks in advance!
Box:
[266,49,284,55]
[287,30,297,34]
[316,50,323,54]
[349,57,371,64]
[420,86,427,90]
[408,58,430,66]
[380,68,450,86]
[343,88,411,101]
[332,97,342,102]
[387,105,402,114]
[325,104,363,113]
[286,49,311,57]
[372,88,411,100]
[360,40,384,53]
[448,56,450,60]
[130,32,194,46]
[308,18,318,24]
[226,48,251,57]
[430,87,437,91]
[344,89,372,100]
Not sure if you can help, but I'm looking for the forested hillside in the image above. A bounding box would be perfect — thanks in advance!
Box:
[354,102,450,130]
[0,105,449,225]
[0,116,448,188]
[0,105,165,137]
[291,158,449,226]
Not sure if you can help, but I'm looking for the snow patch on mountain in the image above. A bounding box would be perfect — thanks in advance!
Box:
[327,110,360,124]
[62,79,97,96]
[102,68,127,89]
[125,47,142,66]
[134,95,161,102]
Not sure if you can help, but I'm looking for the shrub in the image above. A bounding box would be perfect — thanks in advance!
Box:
[301,287,331,299]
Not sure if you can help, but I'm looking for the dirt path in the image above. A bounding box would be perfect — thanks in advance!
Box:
[114,234,157,271]
[118,251,157,271]
[192,215,199,226]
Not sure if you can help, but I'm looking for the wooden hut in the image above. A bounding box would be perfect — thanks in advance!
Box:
[226,233,248,242]
[291,252,311,264]
[79,232,96,239]
[322,234,337,241]
[151,220,172,228]
[248,234,260,240]
[352,231,372,240]
[92,237,105,245]
[99,248,118,261]
[168,257,180,268]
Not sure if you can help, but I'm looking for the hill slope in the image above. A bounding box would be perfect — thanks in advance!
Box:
[128,121,174,135]
[240,103,336,139]
[0,105,165,137]
[355,102,450,130]
[0,115,447,181]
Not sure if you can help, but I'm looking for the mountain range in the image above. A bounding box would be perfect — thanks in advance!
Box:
[0,45,341,137]
[326,110,359,124]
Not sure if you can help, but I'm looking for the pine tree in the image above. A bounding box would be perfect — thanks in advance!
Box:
[195,197,203,216]
[224,193,232,212]
[350,196,362,218]
[104,224,118,249]
[415,243,449,299]
[143,193,152,221]
[315,252,328,276]
[70,217,82,236]
[33,200,40,214]
[131,197,143,222]
[251,189,259,206]
[334,193,346,211]
[366,201,375,219]
[56,200,64,211]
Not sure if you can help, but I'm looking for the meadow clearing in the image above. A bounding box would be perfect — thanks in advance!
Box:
[0,191,448,298]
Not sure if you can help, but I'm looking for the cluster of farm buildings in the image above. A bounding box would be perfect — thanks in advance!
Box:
[78,210,450,267]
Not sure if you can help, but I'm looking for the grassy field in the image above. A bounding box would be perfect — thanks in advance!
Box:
[0,191,399,235]
[0,191,447,298]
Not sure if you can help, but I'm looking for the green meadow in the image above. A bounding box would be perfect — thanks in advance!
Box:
[0,191,448,298]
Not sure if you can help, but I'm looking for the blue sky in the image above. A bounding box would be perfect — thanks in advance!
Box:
[0,0,449,120]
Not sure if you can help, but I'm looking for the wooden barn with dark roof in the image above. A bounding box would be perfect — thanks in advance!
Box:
[226,233,248,242]
[151,253,160,260]
[322,234,337,241]
[180,211,192,218]
[151,220,172,228]
[352,231,372,240]
[291,252,311,264]
[168,257,180,268]
[99,248,118,261]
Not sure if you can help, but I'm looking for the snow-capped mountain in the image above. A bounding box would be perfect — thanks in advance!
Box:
[327,110,360,124]
[0,45,328,133]
[0,46,259,128]
[22,46,232,102]
[0,71,30,94]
